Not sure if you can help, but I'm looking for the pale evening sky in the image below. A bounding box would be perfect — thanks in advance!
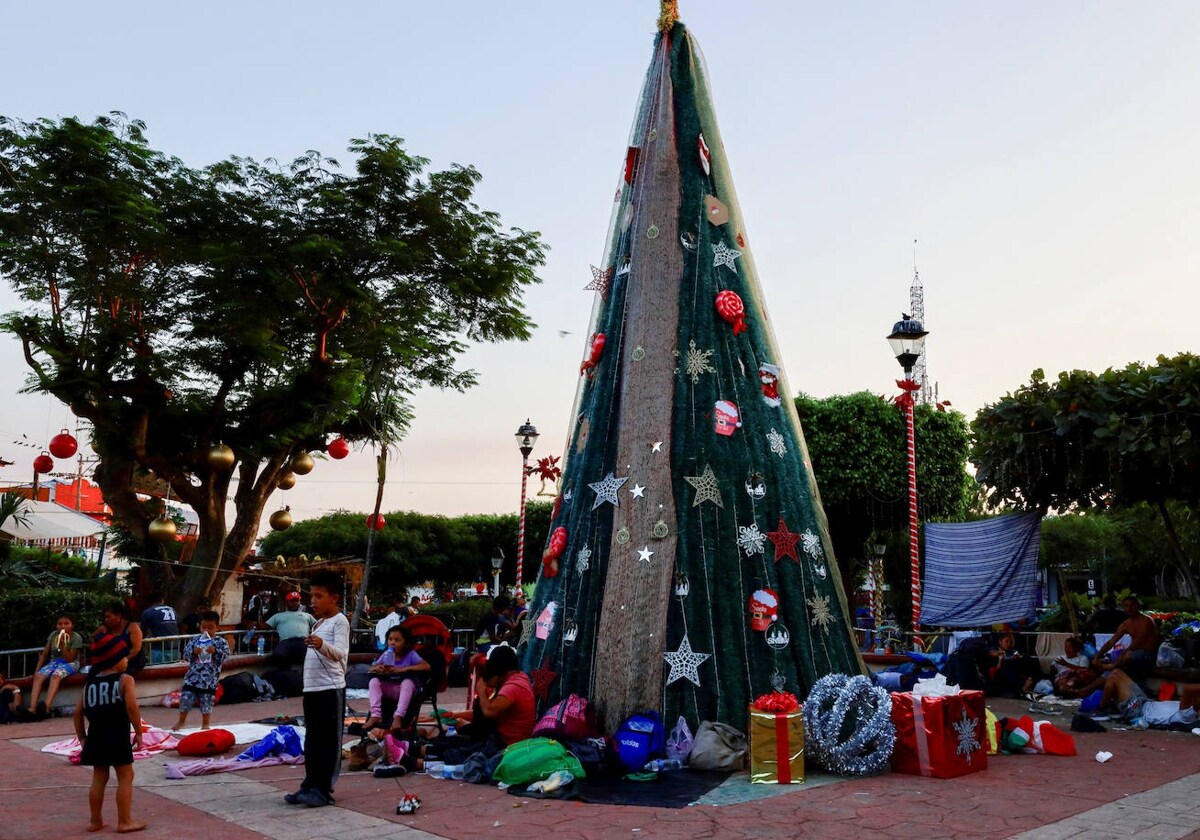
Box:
[2,1,1198,529]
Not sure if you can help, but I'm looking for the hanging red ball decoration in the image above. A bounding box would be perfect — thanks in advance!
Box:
[715,290,747,334]
[366,513,386,531]
[48,430,78,460]
[33,452,54,474]
[542,526,568,578]
[579,333,607,375]
[327,437,350,460]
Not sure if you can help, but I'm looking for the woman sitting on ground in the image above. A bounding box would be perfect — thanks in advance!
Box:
[470,644,536,747]
[364,625,430,737]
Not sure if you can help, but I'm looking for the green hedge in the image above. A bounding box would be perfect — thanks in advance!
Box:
[0,588,118,651]
[417,598,493,632]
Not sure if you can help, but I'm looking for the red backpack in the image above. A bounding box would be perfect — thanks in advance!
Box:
[531,693,593,742]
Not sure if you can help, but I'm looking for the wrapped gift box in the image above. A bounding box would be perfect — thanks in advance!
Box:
[748,705,804,784]
[891,689,987,778]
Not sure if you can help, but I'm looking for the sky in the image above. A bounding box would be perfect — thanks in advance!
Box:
[2,1,1198,528]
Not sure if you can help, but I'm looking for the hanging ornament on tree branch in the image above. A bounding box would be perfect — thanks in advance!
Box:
[48,430,78,459]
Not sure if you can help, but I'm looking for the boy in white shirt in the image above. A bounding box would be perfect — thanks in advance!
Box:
[283,571,349,808]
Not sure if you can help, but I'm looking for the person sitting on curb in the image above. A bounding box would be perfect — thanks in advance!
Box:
[25,614,84,718]
[1091,595,1159,683]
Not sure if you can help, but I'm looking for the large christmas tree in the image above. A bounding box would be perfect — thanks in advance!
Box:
[522,6,865,730]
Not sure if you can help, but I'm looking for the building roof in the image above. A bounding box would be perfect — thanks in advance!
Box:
[0,499,107,542]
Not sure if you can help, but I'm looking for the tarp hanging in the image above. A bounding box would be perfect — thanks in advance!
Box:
[920,512,1043,627]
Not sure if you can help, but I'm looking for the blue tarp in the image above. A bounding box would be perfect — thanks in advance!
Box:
[920,511,1042,627]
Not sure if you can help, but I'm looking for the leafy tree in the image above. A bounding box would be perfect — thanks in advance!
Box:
[794,391,976,601]
[971,354,1200,605]
[0,115,545,612]
[258,501,553,600]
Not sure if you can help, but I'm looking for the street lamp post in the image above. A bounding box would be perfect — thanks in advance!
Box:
[514,420,539,590]
[871,541,887,641]
[887,315,928,651]
[491,547,505,597]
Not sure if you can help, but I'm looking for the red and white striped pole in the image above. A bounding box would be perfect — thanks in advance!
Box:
[513,419,539,593]
[903,390,922,651]
[516,455,530,589]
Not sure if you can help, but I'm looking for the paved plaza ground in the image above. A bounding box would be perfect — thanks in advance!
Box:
[3,689,1198,840]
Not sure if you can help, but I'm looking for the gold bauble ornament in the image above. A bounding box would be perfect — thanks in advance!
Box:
[148,516,177,542]
[290,451,315,476]
[207,443,236,471]
[277,472,296,490]
[269,507,293,531]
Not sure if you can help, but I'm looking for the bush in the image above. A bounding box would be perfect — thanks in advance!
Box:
[0,587,118,650]
[418,597,493,631]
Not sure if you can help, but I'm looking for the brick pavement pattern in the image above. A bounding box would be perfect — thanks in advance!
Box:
[4,693,1199,839]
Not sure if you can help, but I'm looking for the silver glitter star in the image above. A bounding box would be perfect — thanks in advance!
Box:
[630,484,646,499]
[712,241,742,273]
[684,464,723,508]
[637,546,654,563]
[663,634,711,687]
[589,471,629,510]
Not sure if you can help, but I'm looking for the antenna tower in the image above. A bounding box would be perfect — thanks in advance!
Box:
[909,241,932,405]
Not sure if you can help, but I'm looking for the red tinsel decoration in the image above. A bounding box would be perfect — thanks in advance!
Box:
[580,333,607,375]
[751,690,800,713]
[542,526,568,578]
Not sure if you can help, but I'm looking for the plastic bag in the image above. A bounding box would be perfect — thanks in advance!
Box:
[1157,642,1185,669]
[665,715,694,763]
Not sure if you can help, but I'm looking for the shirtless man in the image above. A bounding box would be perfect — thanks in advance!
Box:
[1099,668,1199,728]
[1091,596,1158,682]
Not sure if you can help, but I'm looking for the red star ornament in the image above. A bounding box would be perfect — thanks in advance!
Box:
[767,517,801,563]
[530,665,558,699]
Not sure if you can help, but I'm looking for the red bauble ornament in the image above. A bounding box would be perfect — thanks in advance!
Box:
[366,513,386,531]
[715,290,747,334]
[33,452,54,474]
[48,430,78,460]
[327,437,350,460]
[580,333,607,375]
[542,526,568,578]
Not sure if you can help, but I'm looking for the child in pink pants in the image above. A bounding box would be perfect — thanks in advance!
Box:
[364,625,431,734]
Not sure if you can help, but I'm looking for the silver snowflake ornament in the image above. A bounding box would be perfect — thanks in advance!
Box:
[954,708,982,764]
[801,528,823,560]
[576,546,591,576]
[712,241,742,273]
[589,471,629,510]
[767,428,787,458]
[807,594,833,632]
[737,523,766,556]
[663,634,711,687]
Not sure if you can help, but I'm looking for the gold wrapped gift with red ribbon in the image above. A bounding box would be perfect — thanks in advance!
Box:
[748,691,804,784]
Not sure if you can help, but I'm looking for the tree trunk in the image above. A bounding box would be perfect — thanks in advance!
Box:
[1154,499,1200,609]
[352,449,387,630]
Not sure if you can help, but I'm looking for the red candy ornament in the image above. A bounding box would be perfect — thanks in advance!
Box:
[33,452,54,474]
[327,436,350,460]
[49,430,78,459]
[543,526,568,578]
[580,333,607,375]
[715,290,747,334]
[366,513,386,531]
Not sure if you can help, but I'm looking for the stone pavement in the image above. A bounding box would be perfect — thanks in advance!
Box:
[3,692,1199,840]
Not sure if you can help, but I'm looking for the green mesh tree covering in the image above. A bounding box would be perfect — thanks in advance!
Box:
[521,20,865,732]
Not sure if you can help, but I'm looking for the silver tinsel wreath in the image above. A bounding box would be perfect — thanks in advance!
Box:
[803,673,896,776]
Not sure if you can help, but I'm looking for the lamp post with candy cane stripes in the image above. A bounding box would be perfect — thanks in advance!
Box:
[514,419,539,591]
[887,315,928,651]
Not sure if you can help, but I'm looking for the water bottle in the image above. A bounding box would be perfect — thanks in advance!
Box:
[445,724,457,738]
[644,758,682,772]
[443,764,464,779]
[256,635,266,656]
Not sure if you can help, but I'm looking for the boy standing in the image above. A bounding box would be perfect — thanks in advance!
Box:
[73,635,146,834]
[284,571,349,808]
[172,611,230,731]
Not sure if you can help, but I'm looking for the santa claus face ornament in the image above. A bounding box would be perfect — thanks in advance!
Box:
[714,400,742,437]
[749,588,779,632]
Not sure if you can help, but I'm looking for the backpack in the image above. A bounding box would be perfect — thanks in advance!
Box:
[688,720,747,771]
[531,693,593,742]
[613,710,665,772]
[262,668,304,698]
[218,671,259,705]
